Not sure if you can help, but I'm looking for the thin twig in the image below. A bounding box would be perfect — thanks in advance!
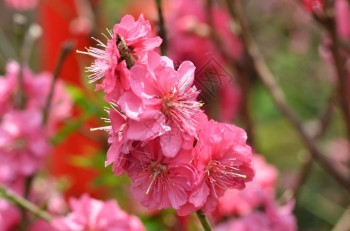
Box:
[312,91,335,139]
[310,0,350,142]
[0,28,18,59]
[155,0,167,55]
[196,210,213,231]
[13,14,28,110]
[289,91,335,197]
[328,24,350,142]
[340,38,350,54]
[207,0,256,146]
[21,24,42,65]
[291,154,314,199]
[15,24,43,111]
[229,0,350,193]
[0,183,52,222]
[43,41,75,125]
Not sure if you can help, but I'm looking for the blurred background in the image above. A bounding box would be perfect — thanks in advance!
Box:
[0,0,349,230]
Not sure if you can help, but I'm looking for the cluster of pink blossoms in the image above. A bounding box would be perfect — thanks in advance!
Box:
[0,61,71,230]
[4,0,38,11]
[82,14,255,215]
[49,194,145,231]
[0,61,72,184]
[212,155,297,231]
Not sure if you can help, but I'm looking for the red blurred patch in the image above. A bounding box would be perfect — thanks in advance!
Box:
[39,0,103,197]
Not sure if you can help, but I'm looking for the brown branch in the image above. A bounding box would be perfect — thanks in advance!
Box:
[228,0,350,193]
[155,0,167,55]
[310,0,350,142]
[43,41,75,125]
[285,90,335,199]
[290,154,314,199]
[328,25,350,142]
[312,91,335,139]
[207,0,256,147]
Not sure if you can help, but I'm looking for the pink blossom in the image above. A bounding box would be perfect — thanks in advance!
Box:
[179,120,254,215]
[51,194,145,231]
[113,15,162,57]
[215,199,296,231]
[0,61,72,132]
[326,139,350,175]
[302,0,323,12]
[0,179,24,230]
[0,199,20,231]
[28,220,52,231]
[336,0,350,39]
[4,0,38,11]
[167,0,242,122]
[168,0,242,65]
[213,155,278,218]
[118,52,202,157]
[30,177,68,215]
[127,139,197,211]
[105,107,131,176]
[80,14,162,102]
[0,109,51,182]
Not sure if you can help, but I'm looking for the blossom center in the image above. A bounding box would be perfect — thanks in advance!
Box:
[146,161,167,195]
[206,159,246,190]
[161,93,176,118]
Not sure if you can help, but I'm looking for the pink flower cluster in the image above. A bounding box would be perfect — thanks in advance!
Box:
[51,194,145,231]
[82,14,255,215]
[4,0,38,11]
[0,198,21,231]
[212,155,297,231]
[0,61,72,183]
[0,178,144,231]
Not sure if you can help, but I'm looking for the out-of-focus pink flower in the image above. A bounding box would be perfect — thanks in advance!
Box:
[81,14,162,102]
[51,194,145,231]
[118,52,201,157]
[0,199,20,231]
[215,199,296,231]
[0,61,72,132]
[302,0,323,12]
[30,177,68,215]
[326,139,350,175]
[70,17,93,36]
[127,139,197,211]
[179,120,254,215]
[28,220,52,231]
[336,0,350,39]
[4,0,38,11]
[167,0,242,122]
[0,109,51,182]
[168,0,242,65]
[217,75,241,123]
[213,155,278,218]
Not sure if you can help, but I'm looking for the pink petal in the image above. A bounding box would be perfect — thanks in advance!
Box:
[160,128,183,158]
